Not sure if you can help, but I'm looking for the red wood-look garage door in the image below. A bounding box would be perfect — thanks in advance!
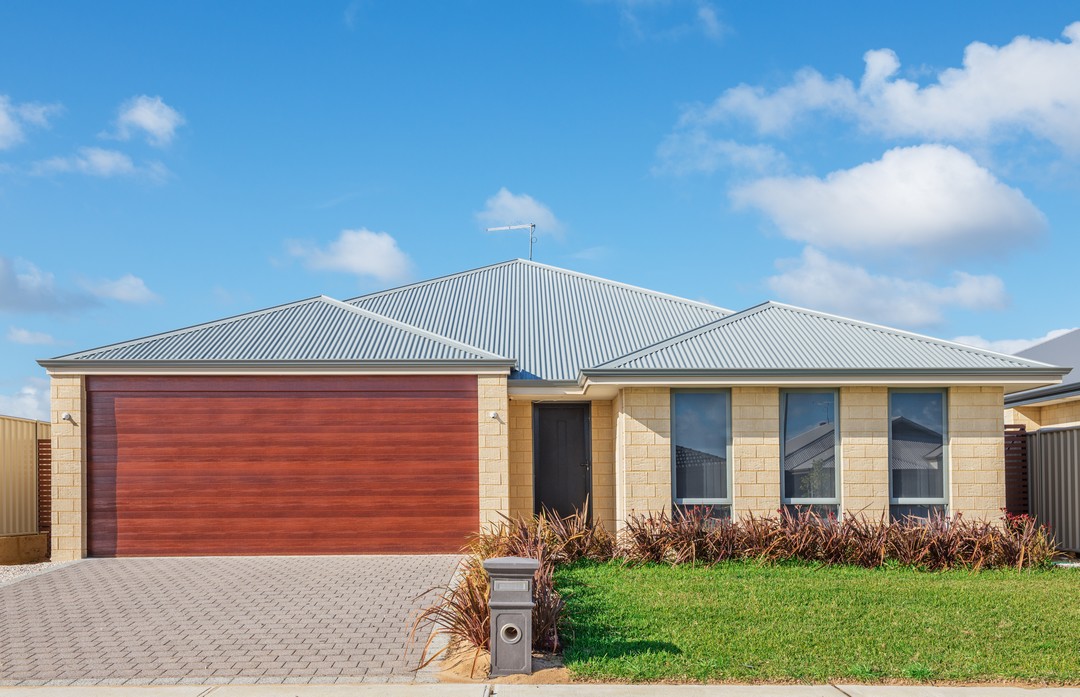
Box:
[87,375,479,557]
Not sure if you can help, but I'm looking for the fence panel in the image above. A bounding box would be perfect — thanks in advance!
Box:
[1029,425,1080,553]
[0,415,50,536]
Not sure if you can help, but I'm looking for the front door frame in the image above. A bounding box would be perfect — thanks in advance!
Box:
[532,401,593,521]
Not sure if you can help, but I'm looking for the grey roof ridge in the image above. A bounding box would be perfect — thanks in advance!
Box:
[45,295,330,361]
[588,300,1062,371]
[345,258,734,315]
[317,295,512,361]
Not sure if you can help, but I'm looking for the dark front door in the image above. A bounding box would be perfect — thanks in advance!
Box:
[534,403,591,519]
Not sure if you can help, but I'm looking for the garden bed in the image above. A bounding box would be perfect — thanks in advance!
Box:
[556,560,1080,684]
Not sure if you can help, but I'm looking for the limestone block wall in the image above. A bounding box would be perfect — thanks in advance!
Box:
[615,387,671,519]
[1004,406,1042,431]
[949,386,1005,521]
[478,375,510,530]
[731,387,780,519]
[50,375,86,561]
[507,400,533,520]
[839,387,889,519]
[591,400,616,532]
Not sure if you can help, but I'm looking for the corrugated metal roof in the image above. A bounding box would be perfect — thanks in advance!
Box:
[49,296,506,363]
[593,302,1056,372]
[348,259,731,381]
[1006,328,1080,405]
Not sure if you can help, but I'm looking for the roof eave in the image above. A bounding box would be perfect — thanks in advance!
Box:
[38,358,517,375]
[579,367,1069,392]
[1004,381,1080,407]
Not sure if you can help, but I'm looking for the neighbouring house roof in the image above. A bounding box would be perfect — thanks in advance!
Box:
[889,416,944,471]
[348,259,730,381]
[588,302,1058,376]
[784,422,836,472]
[1005,328,1080,406]
[41,295,511,368]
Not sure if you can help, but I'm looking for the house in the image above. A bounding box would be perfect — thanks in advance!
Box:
[39,259,1066,559]
[1005,328,1080,430]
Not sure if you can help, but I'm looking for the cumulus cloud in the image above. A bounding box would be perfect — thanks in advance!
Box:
[6,327,55,345]
[0,377,49,421]
[476,188,564,238]
[732,145,1046,257]
[654,132,788,175]
[0,95,61,150]
[288,229,413,283]
[112,95,185,146]
[32,147,169,181]
[86,274,160,304]
[952,328,1076,355]
[0,256,96,314]
[682,22,1080,152]
[767,247,1008,328]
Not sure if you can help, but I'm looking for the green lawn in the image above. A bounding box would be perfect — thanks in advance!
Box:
[554,560,1080,684]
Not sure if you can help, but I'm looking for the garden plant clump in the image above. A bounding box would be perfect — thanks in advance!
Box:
[412,507,1058,673]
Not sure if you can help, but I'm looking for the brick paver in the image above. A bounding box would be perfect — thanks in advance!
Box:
[0,555,460,686]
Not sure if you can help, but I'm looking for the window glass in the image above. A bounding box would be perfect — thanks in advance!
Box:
[672,391,730,503]
[889,391,947,520]
[781,391,837,504]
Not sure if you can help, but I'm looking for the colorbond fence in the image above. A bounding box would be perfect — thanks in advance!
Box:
[1028,425,1080,553]
[0,414,51,536]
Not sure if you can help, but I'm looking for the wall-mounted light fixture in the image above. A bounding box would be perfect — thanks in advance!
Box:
[61,412,76,425]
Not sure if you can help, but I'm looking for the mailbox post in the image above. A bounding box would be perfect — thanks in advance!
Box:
[483,556,539,677]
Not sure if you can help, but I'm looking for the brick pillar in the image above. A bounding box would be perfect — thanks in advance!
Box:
[949,386,1005,522]
[50,375,86,560]
[478,375,510,530]
[615,387,671,521]
[840,386,889,520]
[731,386,780,519]
[507,400,533,520]
[591,400,616,532]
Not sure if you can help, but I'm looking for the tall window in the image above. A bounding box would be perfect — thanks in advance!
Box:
[781,390,839,517]
[889,390,947,521]
[671,390,731,518]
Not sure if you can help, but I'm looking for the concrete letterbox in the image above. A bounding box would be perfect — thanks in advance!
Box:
[483,556,539,677]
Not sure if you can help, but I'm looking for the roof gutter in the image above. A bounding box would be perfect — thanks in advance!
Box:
[37,358,517,375]
[1004,381,1080,407]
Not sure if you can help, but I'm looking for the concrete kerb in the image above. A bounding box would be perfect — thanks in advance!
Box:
[2,685,1080,697]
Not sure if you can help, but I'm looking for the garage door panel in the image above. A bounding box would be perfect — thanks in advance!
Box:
[87,375,480,556]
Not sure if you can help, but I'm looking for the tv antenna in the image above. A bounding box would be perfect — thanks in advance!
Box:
[486,223,537,260]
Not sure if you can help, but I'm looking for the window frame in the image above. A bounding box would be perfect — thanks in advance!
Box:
[888,388,949,510]
[779,388,841,510]
[670,389,733,508]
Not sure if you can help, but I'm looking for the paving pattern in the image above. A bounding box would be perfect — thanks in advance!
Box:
[0,555,460,686]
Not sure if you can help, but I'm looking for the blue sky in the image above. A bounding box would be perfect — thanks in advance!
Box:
[2,2,1079,419]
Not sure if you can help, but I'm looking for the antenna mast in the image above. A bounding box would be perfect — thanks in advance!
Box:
[485,223,537,260]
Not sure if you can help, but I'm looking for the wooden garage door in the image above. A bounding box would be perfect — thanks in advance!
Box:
[87,375,479,556]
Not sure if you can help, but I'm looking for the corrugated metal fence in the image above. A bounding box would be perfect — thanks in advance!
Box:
[0,414,51,536]
[1028,425,1080,553]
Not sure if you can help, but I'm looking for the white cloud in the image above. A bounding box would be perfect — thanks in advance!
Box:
[32,147,168,181]
[0,95,61,150]
[606,0,728,42]
[767,247,1008,328]
[6,327,55,345]
[952,328,1076,355]
[732,145,1045,258]
[654,131,787,175]
[113,95,185,147]
[0,256,96,314]
[683,22,1080,152]
[288,228,413,283]
[0,377,49,421]
[87,274,160,304]
[476,188,564,238]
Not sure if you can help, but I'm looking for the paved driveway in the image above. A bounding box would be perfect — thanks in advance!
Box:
[0,555,460,686]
